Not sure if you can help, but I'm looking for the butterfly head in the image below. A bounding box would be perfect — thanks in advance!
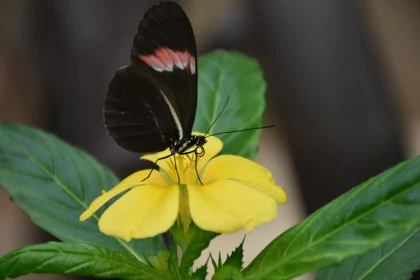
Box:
[172,134,207,155]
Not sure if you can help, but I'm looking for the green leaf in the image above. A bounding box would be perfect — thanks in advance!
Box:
[0,242,164,280]
[211,254,219,272]
[148,251,170,273]
[242,155,420,280]
[194,50,267,159]
[316,226,420,280]
[0,124,165,259]
[176,223,218,275]
[224,238,245,270]
[168,242,183,279]
[191,263,208,280]
[218,252,223,269]
[212,266,244,280]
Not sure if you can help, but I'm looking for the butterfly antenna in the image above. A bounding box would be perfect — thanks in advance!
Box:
[204,95,230,136]
[208,125,275,137]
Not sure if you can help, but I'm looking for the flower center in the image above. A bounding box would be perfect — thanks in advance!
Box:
[166,154,200,185]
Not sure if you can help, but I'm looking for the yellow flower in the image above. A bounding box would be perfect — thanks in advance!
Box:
[80,135,287,242]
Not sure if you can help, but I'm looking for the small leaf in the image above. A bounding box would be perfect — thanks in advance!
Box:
[212,266,244,280]
[168,242,182,279]
[0,242,164,280]
[316,226,420,280]
[176,223,218,274]
[224,238,245,270]
[0,124,165,258]
[210,254,219,272]
[191,263,208,280]
[148,251,170,273]
[242,155,420,280]
[194,50,267,159]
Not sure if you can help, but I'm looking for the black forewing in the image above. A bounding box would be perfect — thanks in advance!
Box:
[130,1,197,137]
[105,66,178,153]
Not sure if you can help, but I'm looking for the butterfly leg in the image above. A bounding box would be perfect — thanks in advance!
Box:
[141,152,174,182]
[172,153,181,184]
[195,146,206,185]
[193,150,203,185]
[179,147,205,185]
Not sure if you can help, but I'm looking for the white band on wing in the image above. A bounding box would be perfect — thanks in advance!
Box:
[159,89,183,140]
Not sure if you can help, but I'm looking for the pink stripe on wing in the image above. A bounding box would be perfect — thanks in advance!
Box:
[139,55,165,72]
[189,56,196,74]
[155,48,174,71]
[171,50,184,69]
[179,51,189,69]
[139,48,195,73]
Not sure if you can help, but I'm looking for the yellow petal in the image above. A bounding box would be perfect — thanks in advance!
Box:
[141,148,171,165]
[140,133,223,173]
[187,180,278,233]
[194,135,223,171]
[80,170,166,221]
[203,155,287,204]
[99,183,179,241]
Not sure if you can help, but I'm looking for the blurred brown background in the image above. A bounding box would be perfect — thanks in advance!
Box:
[1,0,420,279]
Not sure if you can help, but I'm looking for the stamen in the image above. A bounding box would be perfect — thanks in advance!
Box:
[168,157,175,169]
[178,155,185,170]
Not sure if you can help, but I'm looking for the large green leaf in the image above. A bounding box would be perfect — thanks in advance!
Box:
[194,50,267,159]
[0,242,164,280]
[0,124,165,259]
[316,226,420,280]
[242,155,420,279]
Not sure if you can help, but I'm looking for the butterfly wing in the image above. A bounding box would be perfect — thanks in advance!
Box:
[105,66,178,153]
[130,1,197,137]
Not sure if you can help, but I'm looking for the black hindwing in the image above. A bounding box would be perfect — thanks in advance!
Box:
[105,67,177,153]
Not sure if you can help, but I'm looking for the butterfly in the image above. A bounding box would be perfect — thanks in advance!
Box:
[104,1,206,182]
